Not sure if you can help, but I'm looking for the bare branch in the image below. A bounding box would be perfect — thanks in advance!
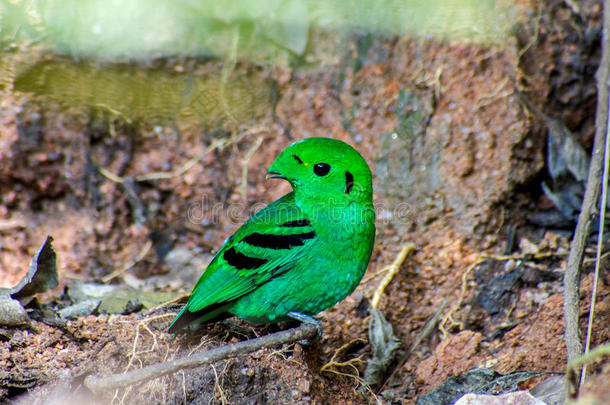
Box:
[84,323,318,393]
[563,0,610,385]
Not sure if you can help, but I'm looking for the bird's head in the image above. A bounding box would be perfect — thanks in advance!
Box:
[267,137,373,205]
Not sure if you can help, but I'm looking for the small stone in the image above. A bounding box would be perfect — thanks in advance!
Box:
[297,378,310,394]
[0,295,29,326]
[57,299,101,319]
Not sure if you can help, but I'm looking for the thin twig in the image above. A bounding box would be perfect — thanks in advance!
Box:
[239,136,264,201]
[583,250,610,264]
[481,251,568,260]
[563,0,610,388]
[84,323,318,392]
[101,240,153,283]
[439,249,567,336]
[145,294,189,315]
[361,265,400,285]
[211,363,228,405]
[98,130,258,184]
[98,166,125,184]
[180,370,186,404]
[439,258,482,336]
[135,138,225,182]
[378,298,448,392]
[582,62,610,387]
[370,243,415,309]
[567,343,610,399]
[0,218,26,231]
[515,4,542,68]
[474,77,511,110]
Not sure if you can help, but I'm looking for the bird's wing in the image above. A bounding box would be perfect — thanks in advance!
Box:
[183,192,316,314]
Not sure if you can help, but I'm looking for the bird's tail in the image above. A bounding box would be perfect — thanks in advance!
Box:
[168,302,232,334]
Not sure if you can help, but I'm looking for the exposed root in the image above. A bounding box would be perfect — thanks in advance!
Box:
[188,335,214,356]
[439,257,483,337]
[320,340,379,401]
[113,313,178,402]
[370,243,416,309]
[320,338,366,379]
[473,77,512,110]
[211,362,230,405]
[112,384,132,405]
[322,366,364,382]
[121,319,160,373]
[98,128,264,183]
[439,249,570,337]
[268,344,305,367]
[360,265,398,285]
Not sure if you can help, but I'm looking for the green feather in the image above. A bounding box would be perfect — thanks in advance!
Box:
[169,137,375,333]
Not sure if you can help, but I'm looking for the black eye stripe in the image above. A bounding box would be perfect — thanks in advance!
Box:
[345,171,354,194]
[292,155,303,164]
[313,163,331,176]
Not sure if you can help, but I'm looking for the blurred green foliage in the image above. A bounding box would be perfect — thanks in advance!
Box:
[1,0,518,62]
[13,58,272,127]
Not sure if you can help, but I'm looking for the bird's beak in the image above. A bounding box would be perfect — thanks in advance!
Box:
[266,170,285,180]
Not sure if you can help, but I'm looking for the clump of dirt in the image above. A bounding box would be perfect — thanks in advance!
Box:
[414,330,485,388]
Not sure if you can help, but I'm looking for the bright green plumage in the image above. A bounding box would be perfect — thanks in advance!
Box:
[169,137,375,333]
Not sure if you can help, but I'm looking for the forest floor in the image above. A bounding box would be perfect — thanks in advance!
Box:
[1,0,609,404]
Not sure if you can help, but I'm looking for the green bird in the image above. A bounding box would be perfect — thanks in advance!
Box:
[168,137,375,334]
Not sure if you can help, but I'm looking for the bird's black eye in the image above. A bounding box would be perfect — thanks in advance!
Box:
[313,163,331,176]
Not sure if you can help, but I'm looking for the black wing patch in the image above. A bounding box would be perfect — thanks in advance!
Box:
[292,154,303,164]
[223,247,268,270]
[280,219,311,227]
[345,171,354,194]
[242,231,315,249]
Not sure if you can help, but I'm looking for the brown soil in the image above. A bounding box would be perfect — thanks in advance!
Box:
[1,0,608,404]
